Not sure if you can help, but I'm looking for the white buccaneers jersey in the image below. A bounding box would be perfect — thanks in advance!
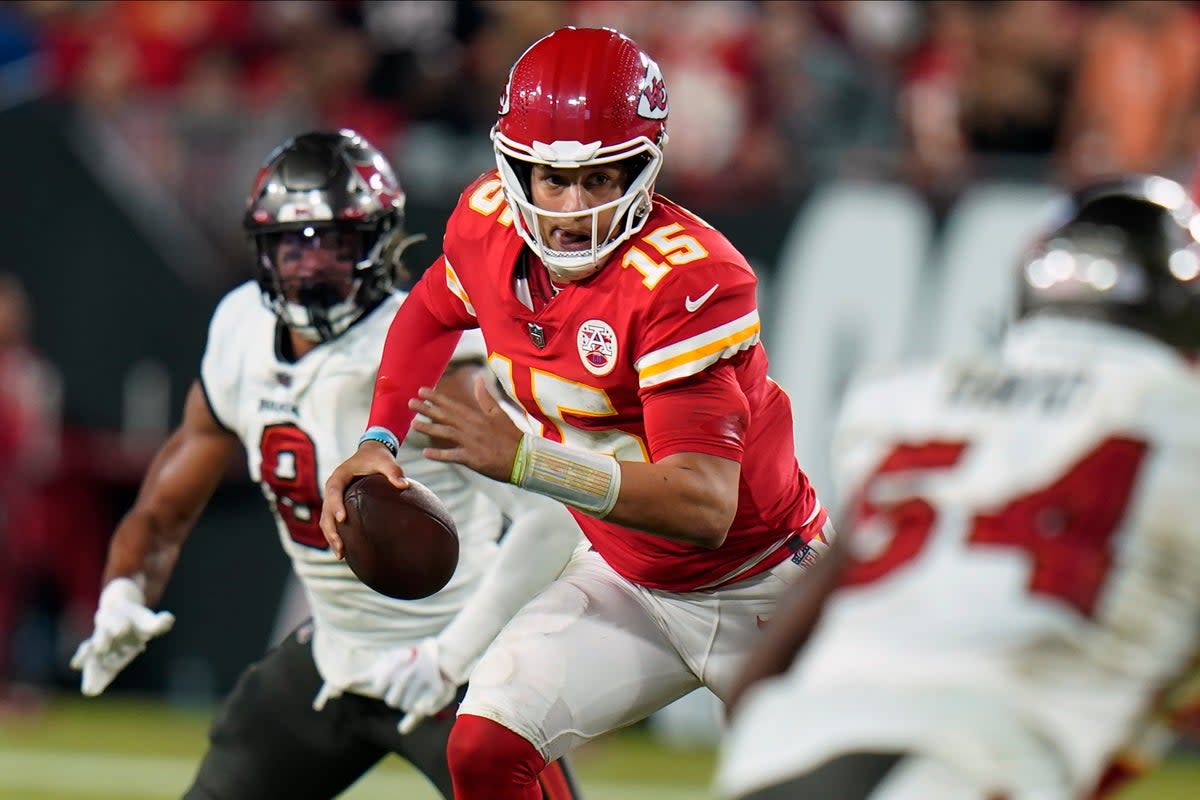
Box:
[801,316,1200,791]
[200,282,498,690]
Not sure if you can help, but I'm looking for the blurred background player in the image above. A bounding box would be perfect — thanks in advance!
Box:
[0,273,63,713]
[68,129,583,799]
[716,174,1200,800]
[319,27,832,800]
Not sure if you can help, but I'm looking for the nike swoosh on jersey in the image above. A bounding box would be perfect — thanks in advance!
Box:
[685,283,720,312]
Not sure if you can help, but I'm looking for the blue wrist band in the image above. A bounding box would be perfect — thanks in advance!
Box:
[359,426,401,458]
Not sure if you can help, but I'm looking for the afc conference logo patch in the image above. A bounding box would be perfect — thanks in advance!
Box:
[577,319,618,376]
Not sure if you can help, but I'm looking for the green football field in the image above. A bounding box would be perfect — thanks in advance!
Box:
[1,695,1196,799]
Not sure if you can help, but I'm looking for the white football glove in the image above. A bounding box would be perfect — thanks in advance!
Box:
[369,637,458,735]
[69,577,175,697]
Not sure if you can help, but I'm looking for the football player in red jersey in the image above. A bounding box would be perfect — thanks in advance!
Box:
[319,27,832,800]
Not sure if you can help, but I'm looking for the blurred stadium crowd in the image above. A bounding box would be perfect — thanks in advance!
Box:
[3,0,1200,265]
[3,0,1200,717]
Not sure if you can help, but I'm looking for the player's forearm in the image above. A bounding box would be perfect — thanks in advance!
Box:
[101,508,193,606]
[436,498,580,681]
[508,435,737,547]
[367,280,463,437]
[602,460,736,548]
[98,409,233,606]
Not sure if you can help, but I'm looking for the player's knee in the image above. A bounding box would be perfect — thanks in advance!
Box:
[448,714,545,786]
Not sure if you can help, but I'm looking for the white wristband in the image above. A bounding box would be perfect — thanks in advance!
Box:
[509,434,621,518]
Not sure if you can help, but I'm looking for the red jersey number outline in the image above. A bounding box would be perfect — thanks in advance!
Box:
[843,436,1149,617]
[259,423,327,550]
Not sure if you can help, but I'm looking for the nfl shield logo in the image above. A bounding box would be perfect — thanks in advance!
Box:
[528,322,546,349]
[577,319,617,376]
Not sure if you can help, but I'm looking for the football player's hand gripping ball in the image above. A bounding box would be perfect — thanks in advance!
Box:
[69,577,176,696]
[321,439,409,559]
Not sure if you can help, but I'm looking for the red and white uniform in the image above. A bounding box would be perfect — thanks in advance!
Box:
[718,317,1200,800]
[201,283,533,696]
[394,171,825,591]
[369,172,829,761]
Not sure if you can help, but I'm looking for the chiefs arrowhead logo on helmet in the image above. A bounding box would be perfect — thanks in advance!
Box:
[498,71,512,116]
[638,58,668,120]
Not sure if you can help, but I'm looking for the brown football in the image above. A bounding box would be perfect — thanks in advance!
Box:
[336,474,459,600]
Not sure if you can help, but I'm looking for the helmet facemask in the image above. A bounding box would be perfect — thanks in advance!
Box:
[493,131,665,281]
[255,222,405,343]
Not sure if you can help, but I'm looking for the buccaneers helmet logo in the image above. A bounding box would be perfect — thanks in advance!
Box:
[353,163,402,207]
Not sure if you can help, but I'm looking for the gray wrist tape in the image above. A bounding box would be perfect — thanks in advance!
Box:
[510,434,621,518]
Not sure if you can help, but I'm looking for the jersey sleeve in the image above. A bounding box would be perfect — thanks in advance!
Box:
[421,175,504,330]
[641,364,749,462]
[367,275,464,435]
[629,256,760,461]
[420,253,482,329]
[198,286,250,433]
[632,259,761,390]
[1136,372,1200,546]
[367,178,499,435]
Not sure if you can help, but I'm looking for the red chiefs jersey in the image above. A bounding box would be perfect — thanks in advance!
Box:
[415,171,824,591]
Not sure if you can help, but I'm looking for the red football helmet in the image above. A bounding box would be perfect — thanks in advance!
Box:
[492,27,669,280]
